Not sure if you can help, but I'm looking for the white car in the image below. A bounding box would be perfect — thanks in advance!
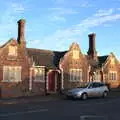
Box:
[65,82,109,100]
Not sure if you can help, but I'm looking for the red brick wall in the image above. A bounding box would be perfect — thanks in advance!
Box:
[103,54,120,88]
[0,39,30,98]
[60,43,89,89]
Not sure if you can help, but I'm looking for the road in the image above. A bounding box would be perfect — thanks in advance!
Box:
[0,96,120,120]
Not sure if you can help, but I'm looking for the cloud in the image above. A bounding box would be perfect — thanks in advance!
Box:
[80,1,93,8]
[48,7,79,22]
[52,0,93,8]
[27,26,84,50]
[39,9,120,50]
[94,9,114,17]
[78,14,120,29]
[52,0,66,4]
[50,15,66,22]
[118,8,120,10]
[50,7,79,15]
[0,2,25,45]
[11,3,25,13]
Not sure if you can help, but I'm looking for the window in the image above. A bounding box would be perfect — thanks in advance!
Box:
[109,71,117,81]
[3,66,21,82]
[8,46,17,56]
[72,50,79,59]
[70,69,82,82]
[34,68,45,82]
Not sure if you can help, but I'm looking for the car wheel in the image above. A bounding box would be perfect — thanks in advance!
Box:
[103,91,108,98]
[81,93,88,100]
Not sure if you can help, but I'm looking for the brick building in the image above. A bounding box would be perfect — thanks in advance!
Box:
[0,19,120,98]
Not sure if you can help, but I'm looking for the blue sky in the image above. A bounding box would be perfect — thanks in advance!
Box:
[0,0,120,58]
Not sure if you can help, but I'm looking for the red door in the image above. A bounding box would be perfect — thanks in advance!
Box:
[48,71,55,92]
[56,72,61,92]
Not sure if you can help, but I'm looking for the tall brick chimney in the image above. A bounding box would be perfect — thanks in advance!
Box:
[17,19,26,44]
[87,33,97,60]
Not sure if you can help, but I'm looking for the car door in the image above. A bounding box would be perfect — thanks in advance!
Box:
[87,83,97,97]
[93,83,104,97]
[98,83,105,96]
[87,83,101,97]
[94,83,102,96]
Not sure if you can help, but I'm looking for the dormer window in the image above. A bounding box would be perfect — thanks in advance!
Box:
[72,50,79,59]
[8,46,17,56]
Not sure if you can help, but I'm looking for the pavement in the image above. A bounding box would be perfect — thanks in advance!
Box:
[0,88,120,105]
[0,93,63,105]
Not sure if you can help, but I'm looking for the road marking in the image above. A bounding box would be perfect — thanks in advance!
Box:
[0,109,48,117]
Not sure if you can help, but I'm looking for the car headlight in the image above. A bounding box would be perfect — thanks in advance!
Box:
[74,92,81,96]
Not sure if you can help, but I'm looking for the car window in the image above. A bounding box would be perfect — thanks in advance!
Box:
[99,83,105,87]
[92,83,100,88]
[88,83,93,88]
[88,82,105,88]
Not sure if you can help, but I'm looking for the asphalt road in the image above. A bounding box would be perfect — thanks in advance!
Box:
[0,96,120,120]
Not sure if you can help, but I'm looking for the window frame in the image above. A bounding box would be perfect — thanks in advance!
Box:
[109,71,117,81]
[3,66,21,82]
[34,67,45,82]
[69,69,82,82]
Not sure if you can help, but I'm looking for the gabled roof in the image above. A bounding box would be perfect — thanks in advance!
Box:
[27,48,108,69]
[98,55,108,67]
[53,51,67,67]
[27,48,67,69]
[0,38,17,48]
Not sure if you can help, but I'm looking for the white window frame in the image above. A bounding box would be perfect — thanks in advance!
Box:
[3,66,21,82]
[34,67,45,82]
[109,71,117,81]
[69,69,82,82]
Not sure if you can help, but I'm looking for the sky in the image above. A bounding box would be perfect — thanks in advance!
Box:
[0,0,120,58]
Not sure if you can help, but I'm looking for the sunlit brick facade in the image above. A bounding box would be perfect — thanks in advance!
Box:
[0,19,120,98]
